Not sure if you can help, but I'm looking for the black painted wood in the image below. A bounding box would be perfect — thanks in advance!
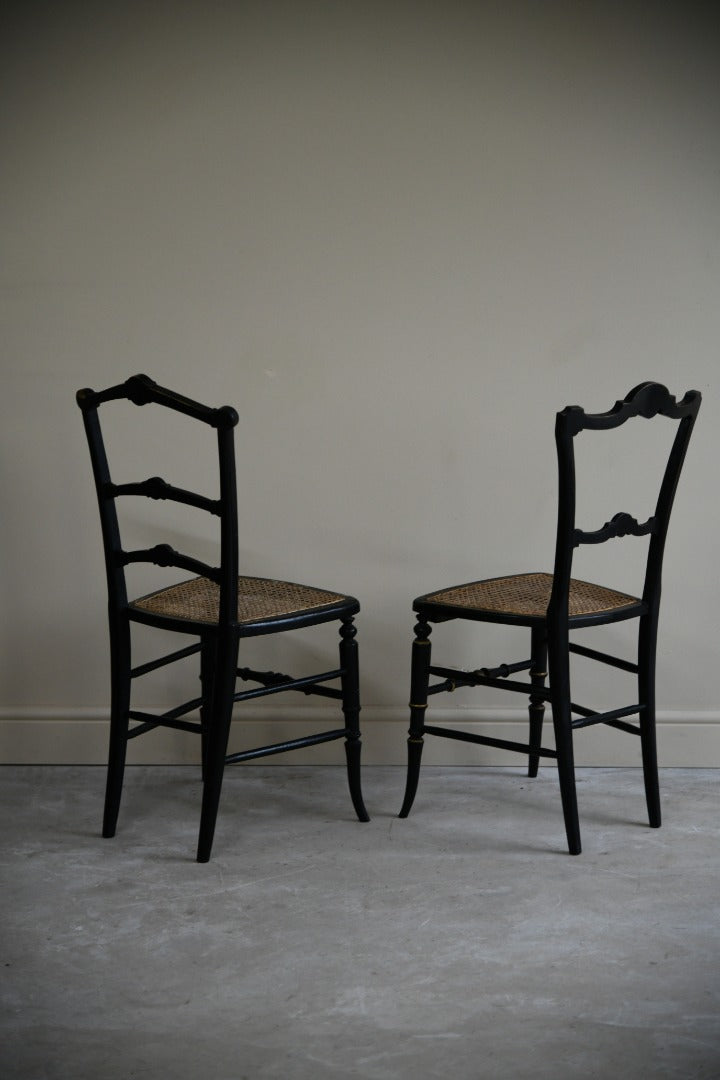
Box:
[399,618,432,818]
[567,641,639,674]
[339,617,370,823]
[422,723,558,760]
[574,511,656,547]
[400,382,701,855]
[108,476,222,516]
[77,374,369,861]
[528,626,548,779]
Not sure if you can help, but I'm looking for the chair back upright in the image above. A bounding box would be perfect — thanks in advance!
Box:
[549,381,701,624]
[76,373,240,628]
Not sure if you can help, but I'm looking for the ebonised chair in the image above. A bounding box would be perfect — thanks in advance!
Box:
[77,374,369,862]
[399,382,701,854]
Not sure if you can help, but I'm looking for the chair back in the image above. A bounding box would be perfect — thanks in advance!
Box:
[549,382,701,622]
[77,374,240,626]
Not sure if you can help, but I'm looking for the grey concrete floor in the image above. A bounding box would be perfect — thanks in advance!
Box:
[1,766,719,1080]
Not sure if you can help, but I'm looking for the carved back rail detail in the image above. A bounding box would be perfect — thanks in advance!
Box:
[549,381,701,621]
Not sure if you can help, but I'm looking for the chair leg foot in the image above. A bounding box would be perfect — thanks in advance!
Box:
[102,749,126,838]
[527,706,543,778]
[399,738,424,817]
[197,763,227,863]
[339,618,369,822]
[641,720,661,828]
[549,635,581,856]
[103,618,130,840]
[400,619,432,818]
[345,738,370,822]
[639,615,661,829]
[197,774,228,863]
[556,759,581,855]
[196,639,239,863]
[643,760,661,829]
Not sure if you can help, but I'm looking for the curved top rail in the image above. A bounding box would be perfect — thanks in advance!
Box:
[558,382,701,437]
[76,374,239,430]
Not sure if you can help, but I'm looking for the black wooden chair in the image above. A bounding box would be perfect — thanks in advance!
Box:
[399,383,701,854]
[77,374,369,862]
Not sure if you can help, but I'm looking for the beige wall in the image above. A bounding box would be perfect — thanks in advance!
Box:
[2,1,719,764]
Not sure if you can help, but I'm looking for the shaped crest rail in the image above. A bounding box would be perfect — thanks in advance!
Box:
[77,374,239,429]
[559,383,701,436]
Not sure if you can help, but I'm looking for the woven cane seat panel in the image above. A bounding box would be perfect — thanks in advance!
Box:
[423,572,638,618]
[131,576,349,625]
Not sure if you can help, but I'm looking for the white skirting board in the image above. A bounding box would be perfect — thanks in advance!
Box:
[1,706,719,766]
